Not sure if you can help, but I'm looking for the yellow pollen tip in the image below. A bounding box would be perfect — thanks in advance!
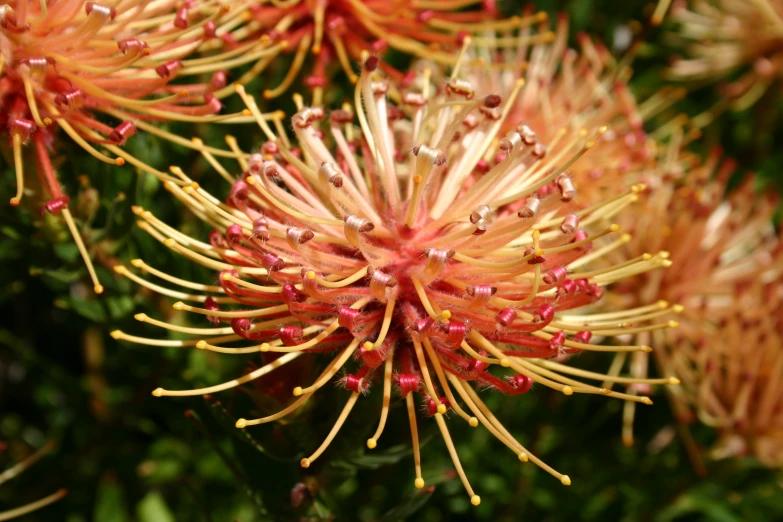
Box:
[668,320,680,328]
[500,358,510,367]
[441,310,452,320]
[94,284,104,295]
[293,387,304,397]
[560,476,572,486]
[518,452,528,462]
[661,260,673,267]
[152,388,164,397]
[113,265,126,274]
[621,233,632,242]
[668,377,681,385]
[10,197,20,206]
[241,109,252,116]
[657,300,669,309]
[190,182,200,190]
[164,238,176,247]
[115,158,125,166]
[134,313,147,321]
[131,259,143,267]
[414,478,425,489]
[263,90,274,100]
[659,251,671,259]
[609,224,621,232]
[362,341,374,351]
[366,439,377,449]
[196,341,207,349]
[532,229,540,239]
[413,175,423,184]
[312,45,321,54]
[300,458,310,468]
[641,397,653,405]
[471,495,481,506]
[260,343,270,352]
[110,330,123,339]
[672,304,684,313]
[437,404,447,415]
[236,419,247,429]
[469,417,478,427]
[191,137,203,145]
[305,271,316,280]
[642,253,653,261]
[173,302,185,310]
[221,273,232,281]
[178,89,188,97]
[643,346,653,353]
[562,386,574,396]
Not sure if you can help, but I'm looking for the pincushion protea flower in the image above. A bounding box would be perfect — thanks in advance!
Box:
[111,58,680,504]
[1,0,263,293]
[663,0,783,110]
[694,280,783,467]
[586,133,783,455]
[220,0,552,105]
[0,441,65,520]
[462,11,679,188]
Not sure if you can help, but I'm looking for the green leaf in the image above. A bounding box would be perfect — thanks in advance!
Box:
[137,491,176,522]
[93,480,128,522]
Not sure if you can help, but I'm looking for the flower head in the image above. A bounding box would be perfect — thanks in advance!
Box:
[112,57,679,502]
[583,129,783,452]
[664,0,783,110]
[1,0,253,292]
[0,441,65,520]
[221,0,552,105]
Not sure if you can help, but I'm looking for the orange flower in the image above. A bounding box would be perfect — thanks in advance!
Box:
[1,0,253,292]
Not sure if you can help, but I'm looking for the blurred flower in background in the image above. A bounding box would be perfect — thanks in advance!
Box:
[664,0,783,111]
[217,0,552,105]
[0,0,256,293]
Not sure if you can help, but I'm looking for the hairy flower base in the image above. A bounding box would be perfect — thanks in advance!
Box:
[0,441,65,521]
[112,59,679,502]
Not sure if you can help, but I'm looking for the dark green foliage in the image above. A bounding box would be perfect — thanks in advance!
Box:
[1,1,782,521]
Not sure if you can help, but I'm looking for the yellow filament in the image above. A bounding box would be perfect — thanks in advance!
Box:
[114,265,231,303]
[406,393,425,489]
[300,392,360,468]
[412,338,446,413]
[369,297,396,350]
[434,413,481,506]
[173,300,288,319]
[411,276,449,320]
[264,34,311,99]
[367,350,395,449]
[422,338,478,426]
[447,374,528,458]
[21,73,49,128]
[60,209,103,294]
[293,339,360,396]
[130,259,225,293]
[152,352,301,397]
[307,266,369,288]
[10,134,24,206]
[111,330,240,348]
[133,313,233,336]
